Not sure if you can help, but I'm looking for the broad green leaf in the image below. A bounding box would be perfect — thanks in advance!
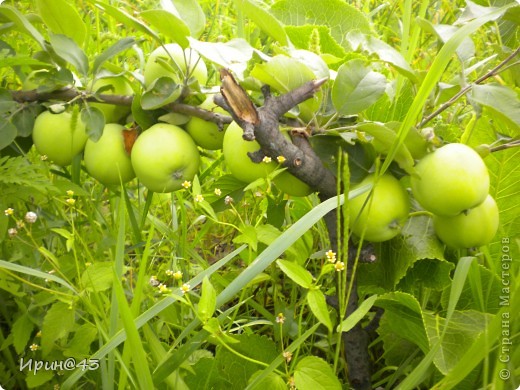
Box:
[197,276,216,322]
[25,371,54,388]
[49,33,89,77]
[11,105,40,137]
[470,84,520,129]
[140,9,190,48]
[375,292,429,353]
[424,310,493,374]
[270,0,371,48]
[285,25,347,59]
[12,313,34,355]
[0,5,46,48]
[307,288,333,332]
[81,106,105,141]
[36,0,87,47]
[141,77,181,110]
[41,302,75,357]
[239,0,289,46]
[0,88,16,114]
[63,323,98,359]
[276,259,313,289]
[0,117,17,150]
[81,262,113,292]
[188,37,255,80]
[93,37,137,75]
[332,59,386,116]
[233,224,258,252]
[397,258,454,292]
[294,356,342,390]
[338,294,378,333]
[160,0,206,37]
[355,122,415,173]
[358,215,447,291]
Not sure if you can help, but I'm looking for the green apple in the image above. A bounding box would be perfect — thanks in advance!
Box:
[185,97,227,150]
[349,174,410,242]
[411,143,489,216]
[274,170,313,197]
[84,124,135,186]
[131,123,200,192]
[143,43,208,87]
[223,121,277,183]
[433,194,499,248]
[32,110,88,166]
[89,76,133,123]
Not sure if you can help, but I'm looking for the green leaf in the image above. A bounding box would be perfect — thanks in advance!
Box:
[376,292,429,353]
[81,262,114,292]
[49,33,89,77]
[188,37,255,80]
[41,302,75,357]
[140,9,190,48]
[0,117,17,150]
[270,0,371,48]
[470,84,520,129]
[197,276,216,323]
[307,289,333,332]
[285,25,347,59]
[248,372,287,390]
[141,77,182,110]
[161,0,206,38]
[424,310,493,374]
[93,37,137,75]
[0,5,46,48]
[36,0,87,47]
[63,323,98,359]
[12,313,34,355]
[81,106,105,141]
[233,224,258,252]
[294,356,342,390]
[332,59,387,116]
[239,0,289,46]
[276,259,313,289]
[338,294,378,333]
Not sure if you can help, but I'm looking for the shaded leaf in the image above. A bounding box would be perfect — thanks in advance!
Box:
[277,259,313,289]
[93,37,137,75]
[0,117,17,149]
[470,84,520,129]
[12,313,34,355]
[0,5,46,48]
[338,294,378,333]
[141,77,182,110]
[160,0,206,38]
[41,302,75,356]
[81,106,105,142]
[49,33,89,76]
[81,262,113,292]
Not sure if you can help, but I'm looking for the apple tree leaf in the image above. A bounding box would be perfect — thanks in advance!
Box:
[141,77,182,110]
[0,117,17,150]
[470,84,520,129]
[49,33,89,77]
[332,59,387,116]
[81,106,105,142]
[36,0,87,47]
[160,0,206,38]
[140,10,190,48]
[93,37,137,76]
[239,0,289,46]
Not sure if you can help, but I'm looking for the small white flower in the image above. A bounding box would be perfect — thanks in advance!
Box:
[25,211,38,224]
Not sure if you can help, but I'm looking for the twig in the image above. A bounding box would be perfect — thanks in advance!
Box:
[418,46,520,128]
[490,139,520,153]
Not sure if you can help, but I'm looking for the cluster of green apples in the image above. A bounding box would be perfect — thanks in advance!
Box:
[347,143,499,249]
[31,43,314,196]
[411,143,499,249]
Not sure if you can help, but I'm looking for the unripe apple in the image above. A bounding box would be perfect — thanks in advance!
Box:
[131,123,200,193]
[349,174,410,242]
[185,97,227,150]
[89,76,133,123]
[411,143,489,216]
[32,110,88,166]
[84,124,135,186]
[143,43,208,87]
[433,194,499,248]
